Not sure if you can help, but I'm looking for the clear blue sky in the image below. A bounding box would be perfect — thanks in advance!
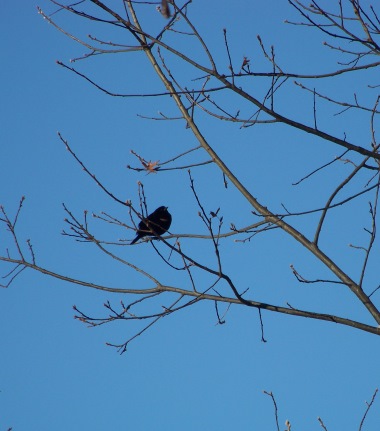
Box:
[1,1,380,430]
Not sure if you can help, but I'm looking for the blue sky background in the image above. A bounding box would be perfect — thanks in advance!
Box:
[1,1,380,430]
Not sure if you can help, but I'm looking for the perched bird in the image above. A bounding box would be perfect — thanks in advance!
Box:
[130,206,172,245]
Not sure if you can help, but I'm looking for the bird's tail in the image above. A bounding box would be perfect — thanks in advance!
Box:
[130,235,140,245]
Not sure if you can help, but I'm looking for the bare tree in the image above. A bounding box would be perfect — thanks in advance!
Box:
[2,0,380,358]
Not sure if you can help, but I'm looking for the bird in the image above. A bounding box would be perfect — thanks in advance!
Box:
[130,206,172,245]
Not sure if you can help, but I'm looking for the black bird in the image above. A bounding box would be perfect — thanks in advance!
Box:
[130,206,172,245]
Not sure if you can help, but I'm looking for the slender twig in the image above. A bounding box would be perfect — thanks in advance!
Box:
[318,417,329,431]
[358,388,378,431]
[263,391,280,431]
